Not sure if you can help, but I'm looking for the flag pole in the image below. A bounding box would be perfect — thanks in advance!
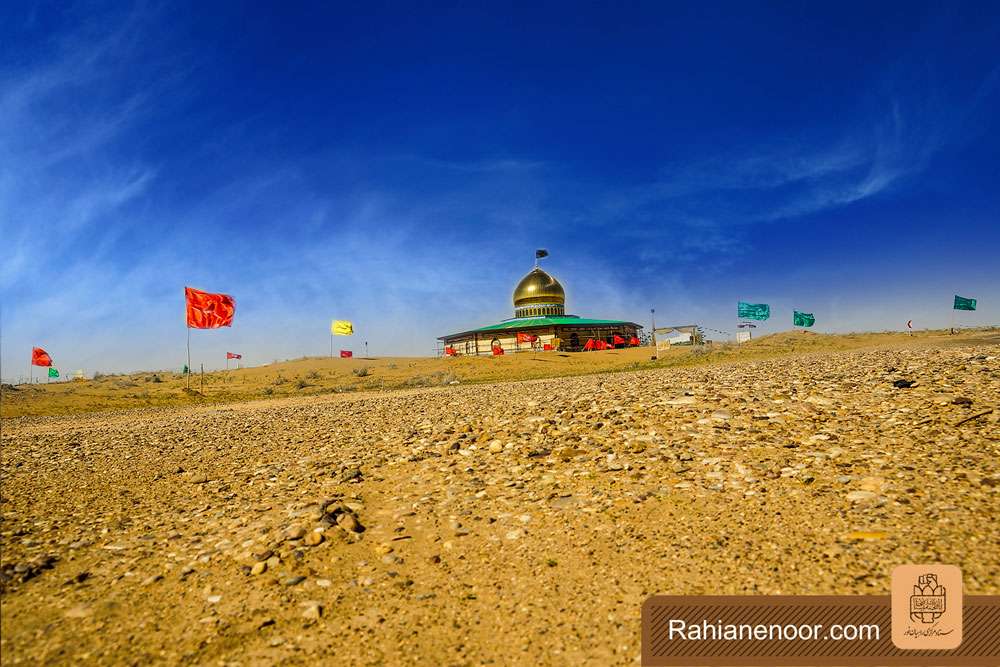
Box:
[186,326,191,389]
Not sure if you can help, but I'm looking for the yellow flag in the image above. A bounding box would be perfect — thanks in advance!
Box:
[331,320,354,336]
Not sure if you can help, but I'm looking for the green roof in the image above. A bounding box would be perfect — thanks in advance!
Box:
[440,316,639,340]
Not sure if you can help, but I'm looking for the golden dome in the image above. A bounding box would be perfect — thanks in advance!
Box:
[513,267,565,308]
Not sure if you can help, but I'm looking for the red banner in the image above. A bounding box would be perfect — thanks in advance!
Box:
[444,346,457,356]
[516,333,538,343]
[629,336,641,346]
[185,287,235,329]
[583,338,595,351]
[612,335,625,345]
[340,350,353,358]
[226,352,242,359]
[492,346,504,356]
[31,347,52,367]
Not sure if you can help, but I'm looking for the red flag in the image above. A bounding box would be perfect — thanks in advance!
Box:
[340,350,353,358]
[612,335,625,346]
[515,333,538,343]
[185,287,235,329]
[543,344,553,351]
[628,336,641,347]
[595,340,610,350]
[583,339,596,351]
[444,346,457,356]
[226,352,242,359]
[31,347,52,367]
[492,346,504,356]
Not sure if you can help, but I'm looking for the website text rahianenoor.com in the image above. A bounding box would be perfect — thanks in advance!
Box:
[668,619,881,642]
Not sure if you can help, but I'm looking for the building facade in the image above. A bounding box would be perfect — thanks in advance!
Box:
[439,265,641,354]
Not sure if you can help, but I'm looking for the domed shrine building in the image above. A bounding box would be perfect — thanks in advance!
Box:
[438,263,641,355]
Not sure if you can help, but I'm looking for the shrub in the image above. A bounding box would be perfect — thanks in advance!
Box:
[306,370,321,380]
[352,367,370,377]
[262,387,274,396]
[295,378,308,389]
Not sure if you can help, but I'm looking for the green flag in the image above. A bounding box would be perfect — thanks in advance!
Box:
[48,367,59,378]
[183,364,190,374]
[738,301,770,321]
[953,295,976,311]
[793,311,815,327]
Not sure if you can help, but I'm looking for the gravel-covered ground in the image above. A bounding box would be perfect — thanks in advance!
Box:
[2,345,998,665]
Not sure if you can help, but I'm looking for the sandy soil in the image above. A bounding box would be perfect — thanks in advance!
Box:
[3,329,993,418]
[1,341,998,665]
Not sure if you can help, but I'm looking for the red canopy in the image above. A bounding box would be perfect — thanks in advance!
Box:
[628,336,641,346]
[612,335,625,345]
[582,339,596,351]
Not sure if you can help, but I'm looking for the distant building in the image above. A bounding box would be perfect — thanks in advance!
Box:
[654,325,703,351]
[439,262,640,354]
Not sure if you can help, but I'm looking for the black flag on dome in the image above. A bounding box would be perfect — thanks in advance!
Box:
[535,249,549,259]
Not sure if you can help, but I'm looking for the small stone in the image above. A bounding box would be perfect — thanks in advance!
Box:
[283,525,306,541]
[251,547,273,562]
[846,490,879,505]
[488,441,503,453]
[336,512,363,533]
[892,379,915,389]
[304,531,324,546]
[206,595,222,604]
[302,602,323,620]
[316,579,332,588]
[64,605,93,619]
[266,556,281,569]
[505,529,523,541]
[340,467,362,483]
[251,561,267,576]
[283,575,306,586]
[858,477,886,493]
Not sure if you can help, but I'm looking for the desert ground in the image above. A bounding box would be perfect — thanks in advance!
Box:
[1,331,998,665]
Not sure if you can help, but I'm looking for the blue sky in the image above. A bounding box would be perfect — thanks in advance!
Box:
[2,2,998,377]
